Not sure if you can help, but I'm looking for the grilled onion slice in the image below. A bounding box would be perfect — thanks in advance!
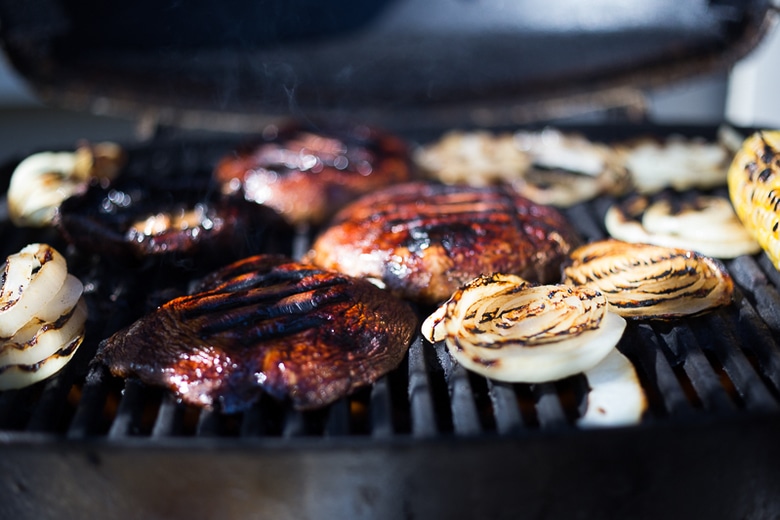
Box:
[578,348,647,428]
[0,244,69,338]
[617,136,730,194]
[421,274,626,383]
[0,298,87,366]
[7,142,125,227]
[563,240,734,320]
[0,244,87,390]
[604,192,759,259]
[414,128,629,207]
[413,130,531,187]
[0,332,85,391]
[511,128,630,207]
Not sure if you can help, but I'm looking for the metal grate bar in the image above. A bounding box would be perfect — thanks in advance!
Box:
[108,378,146,438]
[151,394,185,437]
[657,326,736,413]
[730,299,780,394]
[698,314,779,412]
[282,409,307,437]
[622,324,695,417]
[66,366,110,439]
[730,256,780,332]
[487,381,525,434]
[758,254,780,290]
[565,204,608,242]
[25,370,74,433]
[370,375,394,438]
[727,258,780,396]
[532,383,569,429]
[324,398,350,436]
[292,224,311,261]
[433,342,482,436]
[195,409,224,437]
[407,337,437,437]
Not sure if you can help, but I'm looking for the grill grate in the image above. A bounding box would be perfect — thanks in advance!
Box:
[1,132,780,442]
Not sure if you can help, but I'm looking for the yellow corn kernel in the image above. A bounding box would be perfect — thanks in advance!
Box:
[728,130,780,269]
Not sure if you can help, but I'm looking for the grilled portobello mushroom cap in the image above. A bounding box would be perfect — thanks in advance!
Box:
[306,181,581,305]
[94,255,418,412]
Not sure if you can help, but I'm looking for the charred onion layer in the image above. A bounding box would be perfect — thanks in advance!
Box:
[0,244,87,390]
[421,273,626,383]
[414,128,629,207]
[605,190,759,259]
[94,255,417,412]
[7,142,125,228]
[563,239,734,320]
[617,135,730,194]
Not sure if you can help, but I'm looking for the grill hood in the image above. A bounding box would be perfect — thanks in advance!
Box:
[0,0,774,130]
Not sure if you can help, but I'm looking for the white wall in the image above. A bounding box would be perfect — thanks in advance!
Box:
[0,52,37,107]
[726,17,780,128]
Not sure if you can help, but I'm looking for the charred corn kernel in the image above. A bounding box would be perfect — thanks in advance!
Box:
[727,130,780,269]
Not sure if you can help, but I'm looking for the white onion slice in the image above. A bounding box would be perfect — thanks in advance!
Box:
[450,311,626,383]
[0,244,68,338]
[511,128,630,207]
[414,128,629,207]
[7,142,125,227]
[605,194,759,259]
[33,274,84,325]
[0,243,87,390]
[563,239,734,320]
[422,274,627,383]
[7,152,80,227]
[0,333,85,391]
[618,136,730,194]
[0,298,87,366]
[414,130,531,186]
[577,348,647,428]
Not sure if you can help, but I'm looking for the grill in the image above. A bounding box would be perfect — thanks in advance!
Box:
[2,1,780,518]
[2,125,780,519]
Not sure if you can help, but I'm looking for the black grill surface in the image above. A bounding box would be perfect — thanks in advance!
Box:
[1,128,780,520]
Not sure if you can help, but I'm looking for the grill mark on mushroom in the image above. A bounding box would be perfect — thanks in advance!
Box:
[306,181,580,304]
[94,255,417,412]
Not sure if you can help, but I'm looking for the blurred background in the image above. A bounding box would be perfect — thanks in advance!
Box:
[0,18,779,162]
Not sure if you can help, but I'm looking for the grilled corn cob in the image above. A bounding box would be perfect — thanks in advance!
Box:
[728,130,780,269]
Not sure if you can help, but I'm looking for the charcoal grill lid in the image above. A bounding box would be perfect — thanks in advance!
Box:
[0,0,773,127]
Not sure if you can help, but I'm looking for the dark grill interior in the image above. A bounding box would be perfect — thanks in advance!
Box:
[1,126,780,439]
[1,126,780,519]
